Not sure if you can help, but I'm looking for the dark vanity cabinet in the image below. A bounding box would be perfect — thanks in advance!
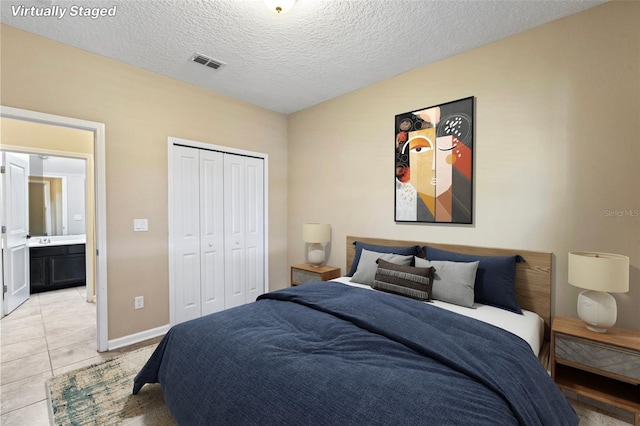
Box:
[30,244,86,293]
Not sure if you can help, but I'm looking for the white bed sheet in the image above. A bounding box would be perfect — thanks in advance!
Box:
[331,276,544,355]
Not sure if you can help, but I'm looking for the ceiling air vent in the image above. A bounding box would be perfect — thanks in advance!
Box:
[191,53,226,70]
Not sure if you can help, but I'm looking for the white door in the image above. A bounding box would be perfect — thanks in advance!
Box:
[243,157,264,303]
[199,150,225,316]
[2,152,30,315]
[172,146,226,323]
[224,154,265,308]
[172,146,202,324]
[224,154,246,309]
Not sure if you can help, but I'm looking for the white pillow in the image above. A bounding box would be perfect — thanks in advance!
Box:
[351,248,413,286]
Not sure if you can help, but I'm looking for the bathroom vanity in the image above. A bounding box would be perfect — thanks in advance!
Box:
[29,236,86,293]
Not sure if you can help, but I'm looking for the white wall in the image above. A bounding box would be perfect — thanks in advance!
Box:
[66,175,85,235]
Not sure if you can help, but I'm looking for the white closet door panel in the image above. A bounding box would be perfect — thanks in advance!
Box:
[224,154,246,308]
[200,151,224,240]
[200,150,225,315]
[172,146,201,324]
[179,154,200,242]
[175,252,200,323]
[244,157,264,302]
[201,248,224,315]
[225,246,245,308]
[226,157,245,237]
[245,246,258,295]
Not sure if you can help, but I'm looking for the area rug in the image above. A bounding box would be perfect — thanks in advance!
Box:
[569,397,631,426]
[46,345,177,425]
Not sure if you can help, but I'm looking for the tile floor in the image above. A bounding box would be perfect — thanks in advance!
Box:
[0,286,160,426]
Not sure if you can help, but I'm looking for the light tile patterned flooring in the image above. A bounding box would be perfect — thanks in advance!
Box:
[0,286,160,426]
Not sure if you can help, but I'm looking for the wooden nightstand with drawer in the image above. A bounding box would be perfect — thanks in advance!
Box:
[290,264,341,286]
[551,316,640,425]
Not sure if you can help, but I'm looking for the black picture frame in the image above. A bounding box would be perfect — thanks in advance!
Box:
[394,96,474,224]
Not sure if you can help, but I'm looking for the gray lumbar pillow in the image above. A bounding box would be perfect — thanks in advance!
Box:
[351,248,413,286]
[414,257,479,308]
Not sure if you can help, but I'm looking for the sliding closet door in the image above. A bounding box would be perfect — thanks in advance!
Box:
[224,154,265,308]
[172,146,202,324]
[199,150,225,316]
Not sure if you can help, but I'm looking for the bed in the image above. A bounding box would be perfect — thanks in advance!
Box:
[344,236,554,364]
[133,236,577,425]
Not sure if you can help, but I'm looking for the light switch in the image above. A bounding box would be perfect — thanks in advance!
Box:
[74,214,82,221]
[134,219,149,232]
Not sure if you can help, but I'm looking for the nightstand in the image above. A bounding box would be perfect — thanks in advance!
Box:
[551,316,640,426]
[290,264,341,286]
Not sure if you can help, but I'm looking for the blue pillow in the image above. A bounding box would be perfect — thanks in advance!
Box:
[423,246,522,314]
[348,242,420,276]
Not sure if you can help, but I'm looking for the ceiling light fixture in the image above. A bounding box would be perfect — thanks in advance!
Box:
[263,0,296,14]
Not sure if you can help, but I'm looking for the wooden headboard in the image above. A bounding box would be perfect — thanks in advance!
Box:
[346,236,553,363]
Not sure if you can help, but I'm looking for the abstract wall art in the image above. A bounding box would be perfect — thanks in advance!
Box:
[395,96,474,224]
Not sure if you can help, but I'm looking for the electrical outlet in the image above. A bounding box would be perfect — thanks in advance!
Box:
[134,296,144,310]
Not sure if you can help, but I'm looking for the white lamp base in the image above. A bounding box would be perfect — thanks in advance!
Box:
[577,290,617,333]
[307,243,326,267]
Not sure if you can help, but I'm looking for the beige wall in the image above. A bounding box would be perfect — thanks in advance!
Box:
[1,25,289,340]
[288,2,640,330]
[1,117,94,154]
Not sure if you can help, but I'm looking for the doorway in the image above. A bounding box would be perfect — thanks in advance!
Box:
[0,106,108,352]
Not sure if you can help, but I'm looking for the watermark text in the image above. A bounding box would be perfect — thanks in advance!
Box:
[603,209,640,217]
[11,4,117,20]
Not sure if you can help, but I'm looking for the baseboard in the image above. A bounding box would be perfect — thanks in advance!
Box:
[107,324,170,351]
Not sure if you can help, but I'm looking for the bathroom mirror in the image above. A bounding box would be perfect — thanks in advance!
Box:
[28,155,86,237]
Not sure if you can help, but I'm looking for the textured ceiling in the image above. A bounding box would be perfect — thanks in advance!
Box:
[1,0,606,114]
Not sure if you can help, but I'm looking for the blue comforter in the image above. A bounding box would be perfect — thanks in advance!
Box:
[134,282,577,425]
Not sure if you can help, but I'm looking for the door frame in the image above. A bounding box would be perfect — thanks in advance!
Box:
[0,106,109,352]
[167,136,269,326]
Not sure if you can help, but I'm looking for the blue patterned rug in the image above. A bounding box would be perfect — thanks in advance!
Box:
[46,345,177,425]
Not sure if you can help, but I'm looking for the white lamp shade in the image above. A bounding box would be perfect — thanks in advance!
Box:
[568,251,629,293]
[302,223,331,244]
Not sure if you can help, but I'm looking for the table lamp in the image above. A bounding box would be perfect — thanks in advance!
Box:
[568,251,629,333]
[303,223,331,267]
